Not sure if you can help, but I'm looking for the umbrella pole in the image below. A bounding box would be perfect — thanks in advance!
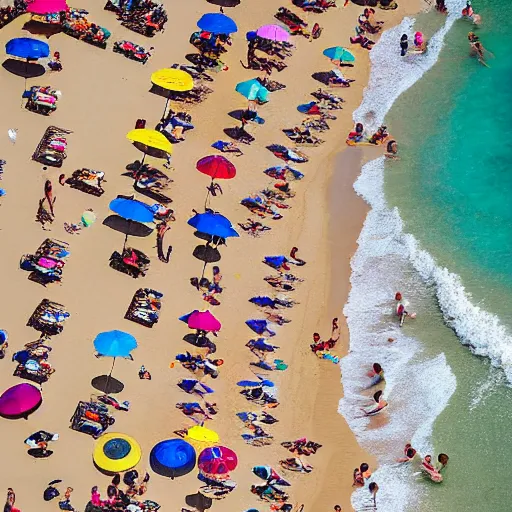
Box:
[105,357,116,394]
[200,259,208,281]
[162,98,170,122]
[123,220,131,251]
[204,179,213,210]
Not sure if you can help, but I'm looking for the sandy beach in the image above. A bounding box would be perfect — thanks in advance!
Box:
[0,0,423,510]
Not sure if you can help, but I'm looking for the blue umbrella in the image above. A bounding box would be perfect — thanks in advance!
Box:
[235,79,269,102]
[188,212,239,238]
[94,330,137,392]
[109,198,155,223]
[94,330,138,358]
[197,13,238,34]
[150,439,196,479]
[322,46,355,63]
[109,198,155,249]
[6,38,50,59]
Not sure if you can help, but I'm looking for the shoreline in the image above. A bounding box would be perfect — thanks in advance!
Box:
[0,1,425,511]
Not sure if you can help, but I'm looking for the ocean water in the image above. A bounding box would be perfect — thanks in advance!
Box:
[340,1,512,511]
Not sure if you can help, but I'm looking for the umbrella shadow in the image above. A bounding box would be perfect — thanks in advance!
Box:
[149,83,174,101]
[228,109,245,121]
[207,0,240,6]
[183,333,217,354]
[103,215,154,237]
[2,59,46,78]
[185,492,212,511]
[133,183,173,205]
[311,71,332,86]
[91,375,124,394]
[193,244,221,263]
[22,20,63,38]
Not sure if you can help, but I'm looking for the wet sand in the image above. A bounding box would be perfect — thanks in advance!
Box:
[0,1,423,510]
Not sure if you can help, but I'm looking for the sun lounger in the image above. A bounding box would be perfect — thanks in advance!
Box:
[110,247,150,278]
[20,239,70,286]
[23,86,59,116]
[125,288,163,328]
[27,299,70,335]
[65,168,105,196]
[70,400,115,438]
[32,126,72,168]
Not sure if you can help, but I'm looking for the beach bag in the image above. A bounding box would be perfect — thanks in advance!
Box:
[135,118,146,129]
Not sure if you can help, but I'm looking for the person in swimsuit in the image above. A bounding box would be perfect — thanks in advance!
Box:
[369,482,379,507]
[362,390,388,416]
[352,468,364,487]
[397,443,417,462]
[468,32,487,64]
[368,363,385,386]
[360,462,372,480]
[436,0,447,13]
[386,139,398,159]
[400,34,409,56]
[346,123,365,144]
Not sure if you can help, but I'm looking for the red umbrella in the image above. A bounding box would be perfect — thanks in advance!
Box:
[187,310,221,332]
[196,155,236,180]
[198,446,238,475]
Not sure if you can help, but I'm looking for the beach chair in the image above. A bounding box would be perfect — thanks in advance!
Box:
[32,126,72,168]
[65,168,105,196]
[70,400,115,438]
[27,299,70,335]
[110,247,150,278]
[125,288,163,328]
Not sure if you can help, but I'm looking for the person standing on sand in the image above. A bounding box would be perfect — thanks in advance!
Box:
[44,179,55,217]
[400,34,408,56]
[5,488,20,512]
[156,220,172,263]
[334,506,342,511]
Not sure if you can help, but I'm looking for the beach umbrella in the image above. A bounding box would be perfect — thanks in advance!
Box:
[197,155,236,180]
[150,439,196,479]
[126,129,173,163]
[322,46,355,63]
[188,212,239,239]
[198,446,238,475]
[0,383,42,418]
[187,310,221,332]
[256,24,289,42]
[197,155,236,208]
[235,79,269,102]
[151,68,194,119]
[109,198,154,224]
[109,197,155,248]
[26,0,68,14]
[93,330,137,393]
[186,425,220,444]
[5,37,49,59]
[93,433,141,473]
[197,13,238,34]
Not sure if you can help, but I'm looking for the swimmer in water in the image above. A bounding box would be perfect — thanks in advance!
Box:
[386,139,398,159]
[462,1,481,24]
[367,363,385,387]
[468,32,489,66]
[361,390,388,416]
[397,443,417,463]
[395,291,417,326]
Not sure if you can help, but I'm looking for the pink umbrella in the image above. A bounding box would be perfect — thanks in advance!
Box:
[187,310,221,332]
[27,0,68,14]
[256,24,290,42]
[198,446,238,475]
[0,383,42,418]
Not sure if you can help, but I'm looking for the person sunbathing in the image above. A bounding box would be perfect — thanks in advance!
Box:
[138,365,151,380]
[279,457,313,473]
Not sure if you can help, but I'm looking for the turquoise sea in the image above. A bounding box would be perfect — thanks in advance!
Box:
[340,1,512,510]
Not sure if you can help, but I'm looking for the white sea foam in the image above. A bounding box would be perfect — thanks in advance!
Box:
[340,2,468,510]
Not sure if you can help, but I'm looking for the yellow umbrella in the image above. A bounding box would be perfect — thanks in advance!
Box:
[186,425,220,444]
[126,129,173,162]
[151,68,193,119]
[93,433,142,473]
[151,68,194,92]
